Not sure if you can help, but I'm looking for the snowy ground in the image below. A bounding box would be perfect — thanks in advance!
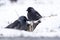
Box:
[0,0,60,37]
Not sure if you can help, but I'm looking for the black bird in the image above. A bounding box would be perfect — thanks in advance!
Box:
[27,7,42,21]
[6,16,28,31]
[26,7,42,31]
[17,16,28,30]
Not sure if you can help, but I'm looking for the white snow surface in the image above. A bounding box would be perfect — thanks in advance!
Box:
[0,0,60,37]
[0,28,60,37]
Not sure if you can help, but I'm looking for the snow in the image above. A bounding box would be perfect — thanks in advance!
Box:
[0,0,60,37]
[0,28,60,37]
[34,15,60,32]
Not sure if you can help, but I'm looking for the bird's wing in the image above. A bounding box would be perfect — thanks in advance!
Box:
[35,11,42,18]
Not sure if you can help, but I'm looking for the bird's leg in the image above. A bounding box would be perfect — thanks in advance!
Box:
[29,21,32,32]
[31,21,34,31]
[29,21,34,32]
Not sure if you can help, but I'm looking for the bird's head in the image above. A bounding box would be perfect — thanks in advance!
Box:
[27,7,34,12]
[18,16,28,22]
